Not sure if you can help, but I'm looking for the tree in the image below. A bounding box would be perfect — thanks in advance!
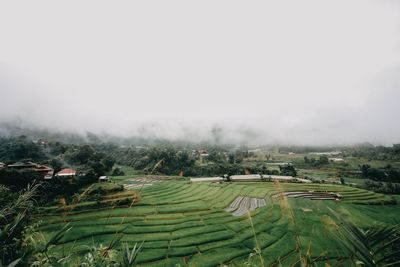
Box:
[79,170,98,185]
[361,164,371,178]
[49,158,63,173]
[279,165,297,177]
[318,155,329,165]
[89,161,106,177]
[74,145,95,164]
[0,136,45,162]
[228,153,235,164]
[101,156,115,172]
[111,168,125,176]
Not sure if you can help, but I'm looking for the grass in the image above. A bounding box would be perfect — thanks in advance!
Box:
[187,244,251,267]
[35,177,400,266]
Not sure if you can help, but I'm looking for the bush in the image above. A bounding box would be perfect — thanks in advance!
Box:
[111,168,125,176]
[364,180,400,194]
[116,197,131,206]
[36,177,79,204]
[0,169,39,191]
[279,165,297,177]
[0,184,38,265]
[78,170,98,185]
[88,183,123,195]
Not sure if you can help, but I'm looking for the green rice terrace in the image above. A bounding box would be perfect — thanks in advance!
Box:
[36,178,400,267]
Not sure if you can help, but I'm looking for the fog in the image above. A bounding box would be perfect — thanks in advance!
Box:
[1,1,400,145]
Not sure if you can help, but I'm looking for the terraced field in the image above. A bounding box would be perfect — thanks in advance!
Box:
[36,179,400,266]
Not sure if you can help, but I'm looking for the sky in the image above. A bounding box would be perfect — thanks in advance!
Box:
[0,0,400,145]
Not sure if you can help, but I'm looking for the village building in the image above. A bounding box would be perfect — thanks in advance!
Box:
[329,158,345,162]
[98,176,109,182]
[248,148,261,153]
[55,168,77,182]
[7,161,54,179]
[309,151,341,156]
[8,161,39,169]
[56,168,77,177]
[35,165,54,179]
[0,162,5,169]
[43,171,54,180]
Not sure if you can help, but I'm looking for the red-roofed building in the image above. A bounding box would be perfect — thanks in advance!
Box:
[35,165,54,179]
[35,165,53,172]
[56,168,76,177]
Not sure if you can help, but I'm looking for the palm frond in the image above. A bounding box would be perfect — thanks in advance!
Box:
[328,207,400,267]
[41,223,72,253]
[121,240,144,267]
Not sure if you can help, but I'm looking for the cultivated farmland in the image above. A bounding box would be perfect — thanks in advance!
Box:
[36,178,400,266]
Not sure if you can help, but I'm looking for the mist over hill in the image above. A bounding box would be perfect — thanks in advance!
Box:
[1,1,400,146]
[0,119,394,150]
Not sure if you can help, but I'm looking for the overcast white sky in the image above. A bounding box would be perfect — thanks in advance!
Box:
[0,1,400,145]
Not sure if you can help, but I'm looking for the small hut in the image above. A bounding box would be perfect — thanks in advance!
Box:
[99,176,109,182]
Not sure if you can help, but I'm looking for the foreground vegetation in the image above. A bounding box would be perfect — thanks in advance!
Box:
[34,179,399,266]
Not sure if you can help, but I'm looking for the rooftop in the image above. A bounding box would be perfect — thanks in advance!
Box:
[56,168,76,176]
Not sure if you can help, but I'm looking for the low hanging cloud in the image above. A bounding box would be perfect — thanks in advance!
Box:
[0,1,400,145]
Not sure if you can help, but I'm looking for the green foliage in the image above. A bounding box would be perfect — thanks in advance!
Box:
[115,147,195,175]
[116,198,131,206]
[0,259,21,267]
[111,168,125,176]
[74,145,95,164]
[279,164,297,177]
[361,164,400,182]
[120,241,144,267]
[79,170,99,185]
[0,136,46,162]
[35,223,72,256]
[30,223,144,267]
[329,207,400,266]
[102,156,116,172]
[0,184,38,265]
[346,143,400,161]
[364,180,400,195]
[207,149,227,164]
[36,176,79,205]
[88,183,124,196]
[0,168,39,191]
[49,158,63,173]
[244,247,263,267]
[0,185,16,204]
[303,155,329,167]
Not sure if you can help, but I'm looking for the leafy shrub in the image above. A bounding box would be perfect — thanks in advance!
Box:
[111,168,125,176]
[116,197,131,206]
[0,169,39,191]
[0,184,38,265]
